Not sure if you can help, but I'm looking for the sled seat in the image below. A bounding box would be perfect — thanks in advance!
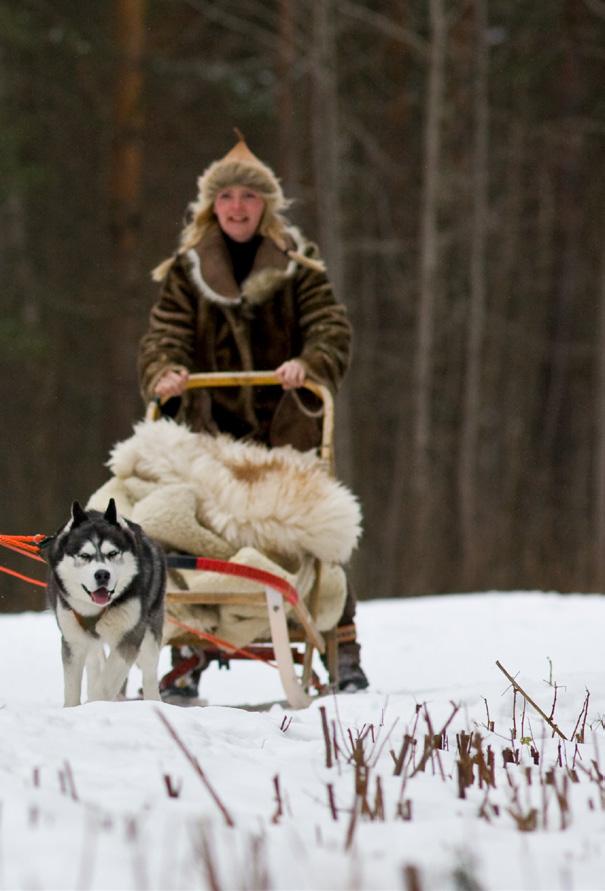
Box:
[146,371,340,708]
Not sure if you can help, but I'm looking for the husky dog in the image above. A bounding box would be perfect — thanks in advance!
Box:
[45,499,165,707]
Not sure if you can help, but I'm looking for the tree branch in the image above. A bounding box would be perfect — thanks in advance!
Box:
[336,0,428,60]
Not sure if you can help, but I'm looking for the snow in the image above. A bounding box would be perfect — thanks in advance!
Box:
[2,591,605,889]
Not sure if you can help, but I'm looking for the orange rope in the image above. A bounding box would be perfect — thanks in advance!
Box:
[0,534,46,547]
[0,564,47,588]
[0,534,47,587]
[167,617,279,669]
[0,537,46,563]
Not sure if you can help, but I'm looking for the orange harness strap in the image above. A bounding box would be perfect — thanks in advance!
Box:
[0,534,47,588]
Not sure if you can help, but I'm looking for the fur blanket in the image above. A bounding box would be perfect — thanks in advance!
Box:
[87,419,362,648]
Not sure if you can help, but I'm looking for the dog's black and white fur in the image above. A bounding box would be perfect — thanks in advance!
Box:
[45,499,165,707]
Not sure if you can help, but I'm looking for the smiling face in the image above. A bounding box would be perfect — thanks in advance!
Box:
[213,185,265,242]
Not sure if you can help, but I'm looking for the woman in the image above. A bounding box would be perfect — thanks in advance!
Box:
[138,132,368,695]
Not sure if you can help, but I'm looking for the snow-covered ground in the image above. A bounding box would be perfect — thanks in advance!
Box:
[2,591,605,890]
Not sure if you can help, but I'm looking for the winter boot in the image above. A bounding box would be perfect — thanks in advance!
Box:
[160,646,206,703]
[334,640,369,692]
[322,626,369,692]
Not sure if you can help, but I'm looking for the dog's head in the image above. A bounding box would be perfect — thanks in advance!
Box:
[47,500,139,610]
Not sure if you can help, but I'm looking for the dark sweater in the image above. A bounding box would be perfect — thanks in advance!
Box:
[221,232,262,286]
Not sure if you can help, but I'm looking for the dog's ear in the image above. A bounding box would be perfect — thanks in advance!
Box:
[104,498,118,526]
[71,501,88,527]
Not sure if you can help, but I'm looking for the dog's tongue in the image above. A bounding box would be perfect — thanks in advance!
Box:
[91,587,110,605]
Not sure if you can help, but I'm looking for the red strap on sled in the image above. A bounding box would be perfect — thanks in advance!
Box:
[166,555,299,605]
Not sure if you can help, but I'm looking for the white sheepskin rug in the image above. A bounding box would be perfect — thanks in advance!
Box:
[106,418,362,564]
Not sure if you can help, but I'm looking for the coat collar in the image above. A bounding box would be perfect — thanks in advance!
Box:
[183,224,304,307]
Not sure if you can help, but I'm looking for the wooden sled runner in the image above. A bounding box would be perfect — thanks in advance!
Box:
[146,371,341,709]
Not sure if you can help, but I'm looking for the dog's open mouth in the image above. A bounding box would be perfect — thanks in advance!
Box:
[83,586,113,605]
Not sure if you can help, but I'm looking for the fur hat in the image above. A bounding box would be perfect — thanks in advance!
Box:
[197,129,288,211]
[152,130,325,281]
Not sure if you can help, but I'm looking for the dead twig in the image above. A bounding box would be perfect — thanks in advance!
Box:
[319,706,333,768]
[155,709,235,826]
[163,774,182,798]
[571,690,590,743]
[410,702,459,778]
[271,774,283,824]
[495,661,568,740]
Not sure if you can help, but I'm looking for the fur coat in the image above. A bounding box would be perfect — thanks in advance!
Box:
[137,223,352,450]
[87,419,362,649]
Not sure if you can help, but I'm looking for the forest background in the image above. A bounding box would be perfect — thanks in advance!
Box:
[2,0,605,611]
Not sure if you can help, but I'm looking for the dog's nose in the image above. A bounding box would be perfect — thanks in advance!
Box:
[94,568,110,587]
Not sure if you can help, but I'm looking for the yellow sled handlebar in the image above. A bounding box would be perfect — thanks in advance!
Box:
[145,371,335,467]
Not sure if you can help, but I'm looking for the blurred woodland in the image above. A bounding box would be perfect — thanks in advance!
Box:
[2,0,605,611]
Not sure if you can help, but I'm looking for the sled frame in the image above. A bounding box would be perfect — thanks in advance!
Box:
[147,371,338,708]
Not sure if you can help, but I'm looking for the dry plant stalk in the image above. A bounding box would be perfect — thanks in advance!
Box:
[456,732,495,799]
[506,781,538,832]
[552,773,571,830]
[59,760,78,801]
[372,776,385,820]
[483,697,494,732]
[271,774,283,824]
[193,824,223,891]
[396,799,413,821]
[410,703,459,779]
[502,747,519,766]
[496,661,568,740]
[331,720,342,763]
[163,774,181,798]
[392,734,415,777]
[369,717,401,768]
[352,739,371,817]
[155,708,235,827]
[248,834,270,891]
[319,706,333,768]
[326,783,338,820]
[474,737,496,789]
[403,863,423,891]
[571,691,590,743]
[344,793,359,851]
[548,683,561,723]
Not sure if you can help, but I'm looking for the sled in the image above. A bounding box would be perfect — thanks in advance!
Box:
[146,371,342,709]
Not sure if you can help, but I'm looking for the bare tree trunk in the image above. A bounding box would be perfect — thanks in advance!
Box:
[310,0,352,478]
[277,0,298,198]
[538,0,586,573]
[409,0,447,587]
[458,0,489,587]
[382,0,446,595]
[310,0,342,296]
[108,0,147,438]
[593,230,605,586]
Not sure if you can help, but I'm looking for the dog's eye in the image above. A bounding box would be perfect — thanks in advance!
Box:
[78,553,93,562]
[106,550,120,560]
